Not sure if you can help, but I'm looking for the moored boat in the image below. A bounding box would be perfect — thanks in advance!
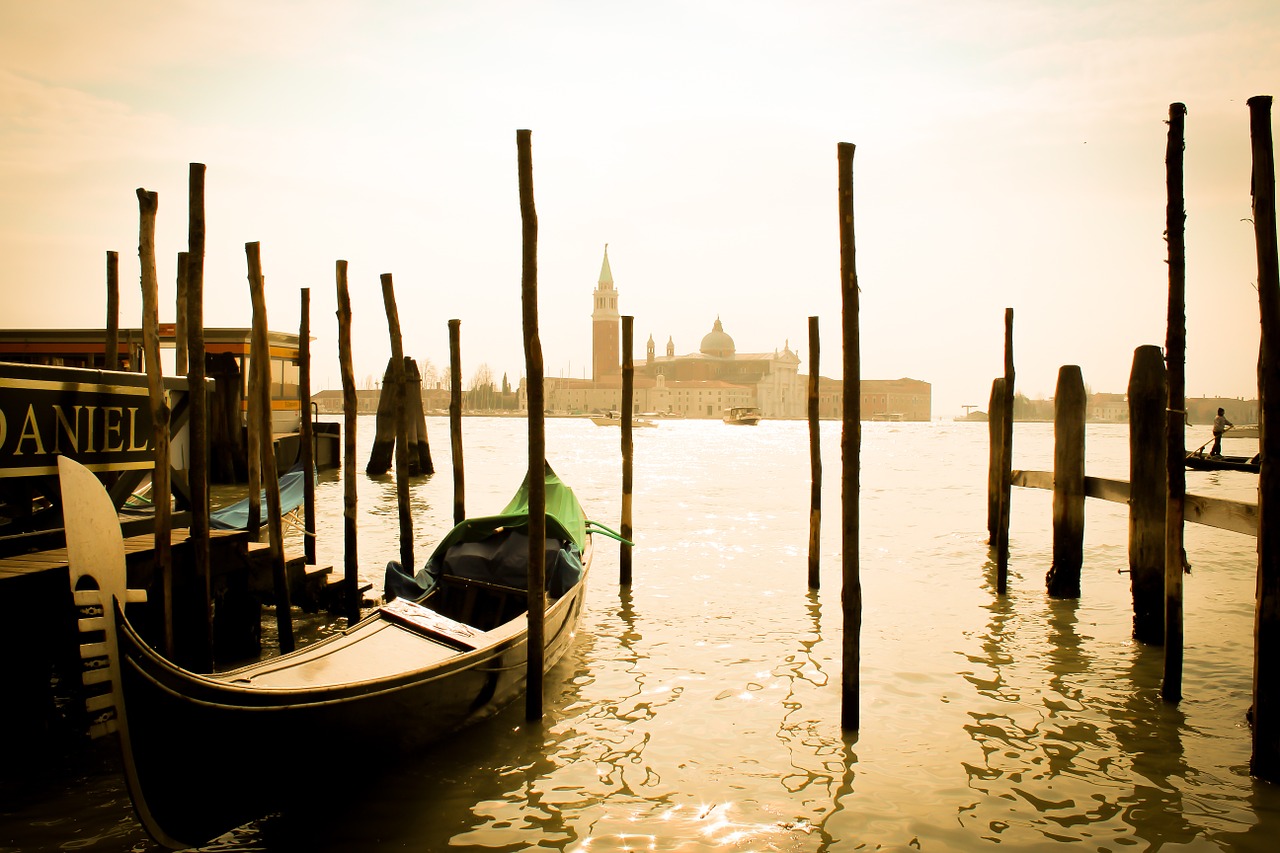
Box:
[722,406,762,425]
[59,456,596,849]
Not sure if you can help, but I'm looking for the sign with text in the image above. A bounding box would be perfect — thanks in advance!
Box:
[0,368,160,478]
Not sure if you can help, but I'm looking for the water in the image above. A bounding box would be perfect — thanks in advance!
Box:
[3,417,1275,851]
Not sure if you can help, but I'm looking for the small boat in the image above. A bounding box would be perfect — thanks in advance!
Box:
[590,410,657,428]
[722,406,762,426]
[1223,424,1259,439]
[57,455,598,849]
[1185,450,1260,473]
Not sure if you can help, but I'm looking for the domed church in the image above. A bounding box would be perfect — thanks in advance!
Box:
[539,245,929,420]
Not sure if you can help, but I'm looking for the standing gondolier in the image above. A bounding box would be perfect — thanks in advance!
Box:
[1211,407,1233,457]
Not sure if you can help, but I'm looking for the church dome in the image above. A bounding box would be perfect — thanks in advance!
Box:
[699,317,735,358]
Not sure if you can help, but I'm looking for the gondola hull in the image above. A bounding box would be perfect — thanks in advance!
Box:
[113,540,590,848]
[1184,452,1259,473]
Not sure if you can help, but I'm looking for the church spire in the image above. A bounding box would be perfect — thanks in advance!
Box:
[598,243,613,288]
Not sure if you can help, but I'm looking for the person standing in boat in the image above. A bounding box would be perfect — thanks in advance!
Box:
[1211,407,1233,457]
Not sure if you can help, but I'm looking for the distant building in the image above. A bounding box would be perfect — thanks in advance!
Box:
[543,246,930,419]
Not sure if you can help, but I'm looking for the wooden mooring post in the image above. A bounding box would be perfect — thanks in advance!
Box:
[247,242,293,654]
[299,287,316,566]
[987,377,1005,544]
[1248,93,1280,783]
[137,187,174,658]
[1045,365,1085,598]
[336,261,360,624]
[105,250,119,370]
[621,315,634,587]
[1128,345,1167,645]
[186,162,213,670]
[808,315,821,590]
[380,274,414,576]
[996,309,1015,594]
[838,141,861,731]
[517,128,548,721]
[1163,102,1188,704]
[174,253,189,376]
[449,319,465,525]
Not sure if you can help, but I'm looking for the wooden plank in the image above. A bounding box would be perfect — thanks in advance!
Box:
[1012,469,1256,536]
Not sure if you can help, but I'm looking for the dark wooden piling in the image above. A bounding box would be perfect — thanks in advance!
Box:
[245,347,262,533]
[621,316,634,586]
[838,141,862,731]
[518,128,547,721]
[1248,93,1280,782]
[404,358,434,476]
[1045,365,1085,598]
[987,377,1005,544]
[299,287,316,566]
[365,358,402,476]
[137,188,174,657]
[175,253,190,376]
[246,242,293,654]
[808,315,821,590]
[186,163,212,670]
[449,319,465,525]
[1163,102,1188,703]
[1128,345,1167,645]
[996,308,1015,595]
[380,274,414,575]
[336,261,360,624]
[105,251,119,370]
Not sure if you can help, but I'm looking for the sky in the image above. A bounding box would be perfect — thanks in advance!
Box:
[2,0,1277,418]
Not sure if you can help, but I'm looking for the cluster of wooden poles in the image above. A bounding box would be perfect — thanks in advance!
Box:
[129,172,306,667]
[985,97,1280,783]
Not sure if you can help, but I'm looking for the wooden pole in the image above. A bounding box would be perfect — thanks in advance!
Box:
[838,141,861,731]
[1163,102,1188,703]
[106,251,119,370]
[987,377,1004,544]
[621,316,634,586]
[186,163,212,670]
[379,274,414,575]
[175,252,189,376]
[1128,345,1167,645]
[404,358,434,475]
[246,242,293,654]
[299,287,316,566]
[336,261,360,624]
[365,359,401,475]
[518,128,547,722]
[996,308,1015,595]
[449,319,465,525]
[137,188,174,658]
[808,315,821,589]
[245,345,261,532]
[1045,365,1085,598]
[1248,93,1280,782]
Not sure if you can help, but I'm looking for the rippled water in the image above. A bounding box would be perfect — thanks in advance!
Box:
[4,416,1275,851]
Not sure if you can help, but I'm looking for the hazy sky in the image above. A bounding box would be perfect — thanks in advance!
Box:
[2,0,1276,418]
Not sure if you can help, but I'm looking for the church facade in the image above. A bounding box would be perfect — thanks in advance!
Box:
[538,246,929,420]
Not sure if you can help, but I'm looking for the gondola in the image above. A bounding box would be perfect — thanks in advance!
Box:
[57,456,598,850]
[1184,450,1260,473]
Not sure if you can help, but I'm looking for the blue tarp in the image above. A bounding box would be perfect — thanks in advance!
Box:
[210,464,311,530]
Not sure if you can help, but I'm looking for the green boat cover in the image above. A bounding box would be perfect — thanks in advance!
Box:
[430,461,587,555]
[382,462,588,602]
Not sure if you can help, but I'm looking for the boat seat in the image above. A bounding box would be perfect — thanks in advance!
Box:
[435,573,528,630]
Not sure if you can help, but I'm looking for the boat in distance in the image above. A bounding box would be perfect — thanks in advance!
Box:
[590,410,657,427]
[722,406,762,425]
[1185,450,1259,473]
[60,456,597,849]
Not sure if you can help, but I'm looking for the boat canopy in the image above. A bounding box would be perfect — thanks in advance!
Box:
[384,462,588,602]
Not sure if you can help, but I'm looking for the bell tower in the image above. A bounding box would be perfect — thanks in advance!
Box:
[591,244,620,381]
